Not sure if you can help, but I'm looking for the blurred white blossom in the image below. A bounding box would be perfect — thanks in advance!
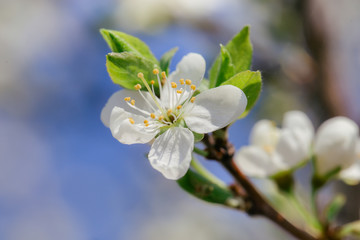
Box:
[314,117,359,177]
[235,111,314,177]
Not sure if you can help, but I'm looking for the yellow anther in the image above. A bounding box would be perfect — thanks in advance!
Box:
[190,97,196,103]
[167,109,172,114]
[185,79,192,85]
[124,97,131,102]
[145,123,149,127]
[158,115,164,121]
[176,90,182,94]
[171,82,177,88]
[137,72,144,78]
[129,118,135,124]
[263,145,274,154]
[179,79,185,85]
[131,99,135,106]
[144,120,149,124]
[191,84,196,91]
[134,84,142,90]
[150,80,155,85]
[153,69,159,75]
[150,113,156,119]
[177,105,182,110]
[161,71,166,78]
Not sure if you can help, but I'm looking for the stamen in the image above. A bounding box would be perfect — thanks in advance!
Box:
[137,72,168,119]
[129,118,135,124]
[185,79,192,85]
[161,71,166,79]
[158,115,164,121]
[177,105,182,110]
[171,82,177,88]
[191,84,196,91]
[144,120,149,124]
[131,99,135,106]
[124,97,131,102]
[167,109,172,114]
[150,80,155,85]
[153,69,159,75]
[150,113,156,119]
[191,97,196,103]
[176,90,182,94]
[179,79,185,85]
[134,84,142,90]
[145,123,149,127]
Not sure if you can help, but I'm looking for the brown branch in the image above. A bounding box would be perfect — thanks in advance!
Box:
[202,132,318,240]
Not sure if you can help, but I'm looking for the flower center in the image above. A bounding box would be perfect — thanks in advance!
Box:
[123,68,197,129]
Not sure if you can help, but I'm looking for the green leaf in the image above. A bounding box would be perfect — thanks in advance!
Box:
[338,220,360,238]
[209,26,253,87]
[210,45,235,88]
[193,132,204,143]
[177,169,236,205]
[324,194,346,223]
[100,29,158,64]
[220,70,262,118]
[106,52,159,90]
[160,47,178,74]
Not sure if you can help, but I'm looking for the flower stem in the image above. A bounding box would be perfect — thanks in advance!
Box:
[193,147,209,157]
[190,158,226,188]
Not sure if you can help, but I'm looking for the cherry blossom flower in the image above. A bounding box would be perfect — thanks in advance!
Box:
[235,111,314,177]
[314,117,359,180]
[101,53,247,179]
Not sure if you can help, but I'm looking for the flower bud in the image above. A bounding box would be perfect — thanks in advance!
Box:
[314,117,359,176]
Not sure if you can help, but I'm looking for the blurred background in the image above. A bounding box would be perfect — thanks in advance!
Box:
[0,0,359,239]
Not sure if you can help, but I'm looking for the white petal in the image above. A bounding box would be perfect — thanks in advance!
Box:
[314,116,359,176]
[167,53,205,87]
[250,120,280,148]
[282,110,314,140]
[184,85,247,133]
[339,139,360,184]
[148,127,194,180]
[234,146,286,178]
[276,128,311,169]
[101,89,157,127]
[339,160,360,185]
[109,107,158,144]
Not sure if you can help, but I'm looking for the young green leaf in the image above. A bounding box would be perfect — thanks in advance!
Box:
[324,194,346,223]
[159,47,178,74]
[209,45,235,88]
[221,70,262,118]
[106,52,159,90]
[177,169,235,205]
[209,26,253,87]
[100,29,158,64]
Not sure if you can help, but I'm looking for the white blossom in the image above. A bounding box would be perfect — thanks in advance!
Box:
[314,116,359,178]
[235,111,314,177]
[101,53,247,180]
[338,139,360,185]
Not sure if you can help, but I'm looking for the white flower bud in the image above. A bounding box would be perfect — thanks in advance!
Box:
[314,117,359,176]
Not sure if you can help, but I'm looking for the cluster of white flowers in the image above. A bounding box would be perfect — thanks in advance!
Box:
[235,111,360,184]
[102,53,247,180]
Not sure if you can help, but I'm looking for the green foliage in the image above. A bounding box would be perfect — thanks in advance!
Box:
[193,132,204,143]
[209,26,253,88]
[160,47,178,74]
[177,169,235,205]
[106,52,159,90]
[221,70,262,118]
[100,29,158,64]
[324,194,346,223]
